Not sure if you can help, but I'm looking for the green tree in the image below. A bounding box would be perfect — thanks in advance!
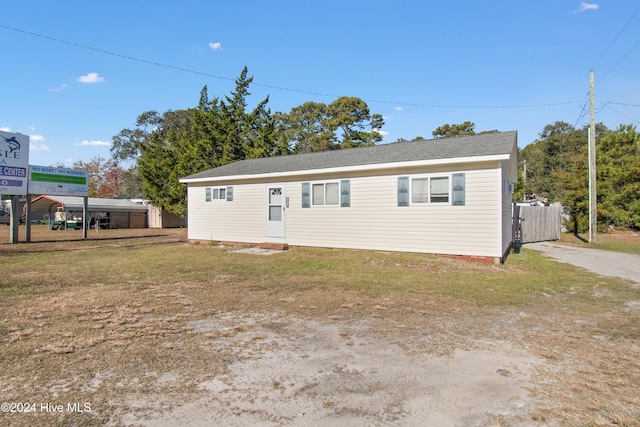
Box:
[432,121,476,138]
[111,108,194,215]
[516,121,623,233]
[597,124,640,229]
[243,96,289,158]
[275,97,384,152]
[175,87,224,178]
[111,67,288,216]
[138,129,184,215]
[220,67,255,162]
[324,97,384,148]
[276,102,334,153]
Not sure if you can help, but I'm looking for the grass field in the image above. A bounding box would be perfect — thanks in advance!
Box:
[1,226,639,425]
[560,229,640,254]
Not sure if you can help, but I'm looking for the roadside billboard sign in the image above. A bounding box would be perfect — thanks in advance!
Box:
[28,165,89,197]
[0,131,30,195]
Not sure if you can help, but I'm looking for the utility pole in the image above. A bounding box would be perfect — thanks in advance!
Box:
[589,70,597,243]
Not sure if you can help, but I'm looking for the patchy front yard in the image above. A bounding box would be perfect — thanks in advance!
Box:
[1,227,639,426]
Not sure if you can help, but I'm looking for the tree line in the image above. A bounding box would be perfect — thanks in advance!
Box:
[67,67,638,233]
[516,121,640,232]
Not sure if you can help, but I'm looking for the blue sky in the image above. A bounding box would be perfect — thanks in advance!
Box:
[1,1,639,167]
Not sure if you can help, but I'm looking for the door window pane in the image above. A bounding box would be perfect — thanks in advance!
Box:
[269,206,282,221]
[269,188,282,205]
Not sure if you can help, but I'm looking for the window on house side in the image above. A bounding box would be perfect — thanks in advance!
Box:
[311,182,340,206]
[410,176,450,204]
[325,183,339,205]
[430,177,449,203]
[312,184,324,205]
[206,187,230,202]
[411,178,429,203]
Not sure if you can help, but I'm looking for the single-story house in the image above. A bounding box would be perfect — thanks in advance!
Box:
[180,131,518,263]
[28,195,148,229]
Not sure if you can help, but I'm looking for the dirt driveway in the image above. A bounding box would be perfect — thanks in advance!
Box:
[525,242,640,284]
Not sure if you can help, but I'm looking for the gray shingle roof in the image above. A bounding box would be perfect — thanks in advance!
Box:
[181,131,517,181]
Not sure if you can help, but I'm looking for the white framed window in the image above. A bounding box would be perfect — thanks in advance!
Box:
[302,180,350,208]
[430,176,450,203]
[409,175,450,204]
[311,181,340,206]
[206,186,232,202]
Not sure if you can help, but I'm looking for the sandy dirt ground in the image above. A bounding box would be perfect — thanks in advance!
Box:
[115,315,538,427]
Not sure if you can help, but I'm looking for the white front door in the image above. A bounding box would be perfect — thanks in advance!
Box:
[265,184,286,240]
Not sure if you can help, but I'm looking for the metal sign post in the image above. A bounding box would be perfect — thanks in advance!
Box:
[0,131,30,243]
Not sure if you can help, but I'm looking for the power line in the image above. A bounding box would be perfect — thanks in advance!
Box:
[592,5,640,69]
[608,102,640,108]
[601,103,640,125]
[572,96,590,129]
[599,39,640,84]
[1,23,581,111]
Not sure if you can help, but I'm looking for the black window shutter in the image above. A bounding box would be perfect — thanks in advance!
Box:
[340,180,350,207]
[301,182,311,208]
[397,177,409,206]
[452,173,465,206]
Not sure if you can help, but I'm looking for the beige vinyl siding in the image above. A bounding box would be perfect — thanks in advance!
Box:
[185,161,508,258]
[286,165,503,257]
[187,183,264,243]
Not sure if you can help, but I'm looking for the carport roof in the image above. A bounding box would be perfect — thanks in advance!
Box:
[29,195,148,213]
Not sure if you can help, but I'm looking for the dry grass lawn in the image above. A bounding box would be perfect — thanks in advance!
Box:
[1,226,639,426]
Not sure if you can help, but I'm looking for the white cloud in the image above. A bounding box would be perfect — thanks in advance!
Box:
[76,139,111,147]
[30,144,49,152]
[77,73,105,83]
[576,2,599,12]
[49,83,67,92]
[29,134,48,151]
[394,107,403,111]
[0,126,11,132]
[209,42,222,50]
[375,129,389,136]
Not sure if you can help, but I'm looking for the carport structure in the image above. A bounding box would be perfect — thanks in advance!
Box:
[28,195,148,230]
